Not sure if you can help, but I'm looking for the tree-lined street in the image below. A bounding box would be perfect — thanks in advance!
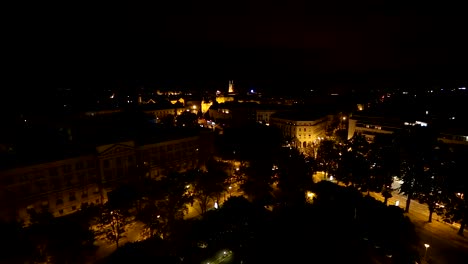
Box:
[313,172,468,264]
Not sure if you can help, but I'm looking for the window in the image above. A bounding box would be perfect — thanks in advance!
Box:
[34,172,45,181]
[88,173,97,182]
[87,160,96,168]
[59,209,64,214]
[69,192,76,201]
[49,167,59,177]
[76,161,84,170]
[78,172,86,185]
[71,206,77,211]
[63,164,72,173]
[20,174,30,183]
[35,180,46,192]
[103,160,110,168]
[41,201,49,208]
[116,157,122,166]
[104,170,113,181]
[56,199,63,205]
[65,175,72,186]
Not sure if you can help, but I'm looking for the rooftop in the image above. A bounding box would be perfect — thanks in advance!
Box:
[271,110,331,121]
[0,113,207,170]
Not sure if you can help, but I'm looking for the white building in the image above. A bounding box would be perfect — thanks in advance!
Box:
[270,112,332,149]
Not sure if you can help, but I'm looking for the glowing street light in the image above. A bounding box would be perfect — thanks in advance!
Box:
[424,243,430,259]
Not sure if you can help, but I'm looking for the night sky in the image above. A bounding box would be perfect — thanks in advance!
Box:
[4,0,468,95]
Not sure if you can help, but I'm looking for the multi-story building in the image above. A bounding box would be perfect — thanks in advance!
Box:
[83,106,186,122]
[208,102,258,127]
[347,115,405,141]
[0,154,102,222]
[270,111,332,149]
[255,105,289,125]
[141,106,186,122]
[0,131,214,223]
[348,113,468,147]
[437,126,468,146]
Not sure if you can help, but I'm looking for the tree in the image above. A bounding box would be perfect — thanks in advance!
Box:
[368,135,400,205]
[175,111,198,128]
[135,172,194,240]
[335,134,371,191]
[240,158,274,205]
[276,147,313,204]
[316,139,340,179]
[438,148,468,235]
[22,207,97,263]
[137,182,166,239]
[97,205,131,248]
[399,126,437,213]
[351,154,372,194]
[399,159,426,213]
[348,133,370,156]
[0,220,29,263]
[25,208,55,262]
[160,114,175,127]
[193,162,229,214]
[46,214,97,263]
[415,144,453,222]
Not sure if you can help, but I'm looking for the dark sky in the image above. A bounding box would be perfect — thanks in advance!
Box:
[4,0,468,93]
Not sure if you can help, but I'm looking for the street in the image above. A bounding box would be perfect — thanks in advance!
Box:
[313,172,468,264]
[90,184,245,263]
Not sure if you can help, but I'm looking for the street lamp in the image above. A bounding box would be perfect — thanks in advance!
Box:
[424,243,430,259]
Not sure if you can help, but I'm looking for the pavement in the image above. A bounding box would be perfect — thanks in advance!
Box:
[89,185,244,263]
[184,184,245,220]
[90,171,468,264]
[88,221,146,263]
[313,172,468,264]
[201,250,234,264]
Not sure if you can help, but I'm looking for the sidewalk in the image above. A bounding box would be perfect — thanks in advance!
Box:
[312,172,468,264]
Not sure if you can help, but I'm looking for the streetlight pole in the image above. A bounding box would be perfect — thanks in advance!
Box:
[424,244,430,260]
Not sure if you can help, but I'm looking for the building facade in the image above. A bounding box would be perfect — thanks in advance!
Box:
[0,133,214,223]
[270,112,332,149]
[347,115,402,141]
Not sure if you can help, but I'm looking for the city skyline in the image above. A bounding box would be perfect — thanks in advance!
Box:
[4,1,467,96]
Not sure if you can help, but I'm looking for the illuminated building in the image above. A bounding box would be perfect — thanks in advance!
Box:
[347,115,403,141]
[228,80,234,93]
[437,127,468,146]
[255,105,290,125]
[270,112,332,149]
[0,132,214,224]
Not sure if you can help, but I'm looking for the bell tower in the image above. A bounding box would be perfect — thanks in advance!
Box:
[228,80,234,93]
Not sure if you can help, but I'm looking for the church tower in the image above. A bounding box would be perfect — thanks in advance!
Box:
[228,80,234,93]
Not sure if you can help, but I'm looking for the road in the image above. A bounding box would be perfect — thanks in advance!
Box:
[313,172,468,264]
[90,185,244,263]
[88,220,146,263]
[201,250,234,264]
[184,184,245,220]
